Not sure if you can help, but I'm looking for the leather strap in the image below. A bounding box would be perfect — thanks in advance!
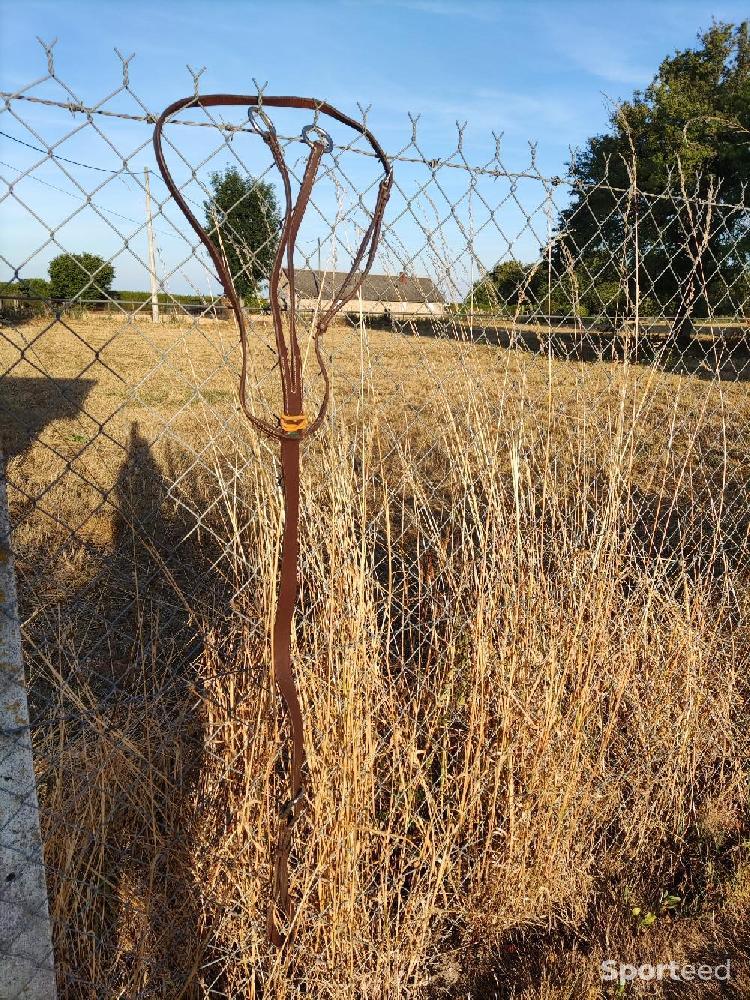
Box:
[153,95,392,948]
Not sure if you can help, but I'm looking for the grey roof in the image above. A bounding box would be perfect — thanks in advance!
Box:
[285,270,445,304]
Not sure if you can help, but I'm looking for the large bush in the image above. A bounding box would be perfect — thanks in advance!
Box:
[48,253,115,302]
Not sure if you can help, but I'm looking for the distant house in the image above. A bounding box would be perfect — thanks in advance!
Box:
[280,269,446,318]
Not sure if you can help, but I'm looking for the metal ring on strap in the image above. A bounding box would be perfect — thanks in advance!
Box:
[248,106,277,138]
[301,123,333,154]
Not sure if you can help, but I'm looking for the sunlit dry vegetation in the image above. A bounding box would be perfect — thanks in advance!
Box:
[2,311,750,998]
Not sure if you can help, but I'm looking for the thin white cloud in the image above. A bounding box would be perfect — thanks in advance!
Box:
[568,48,655,88]
[540,11,663,88]
[383,0,503,19]
[351,82,589,144]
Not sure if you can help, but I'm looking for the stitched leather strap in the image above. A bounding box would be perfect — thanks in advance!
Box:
[153,95,392,948]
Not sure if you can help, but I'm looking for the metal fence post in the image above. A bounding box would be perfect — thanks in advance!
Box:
[0,452,57,1000]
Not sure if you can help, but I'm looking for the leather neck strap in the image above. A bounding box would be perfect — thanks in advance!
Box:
[153,95,391,948]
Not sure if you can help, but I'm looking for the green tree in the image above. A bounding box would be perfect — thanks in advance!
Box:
[469,259,585,318]
[557,20,750,345]
[48,253,115,302]
[470,260,529,311]
[203,168,281,299]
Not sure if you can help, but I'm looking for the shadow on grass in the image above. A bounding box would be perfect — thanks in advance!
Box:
[30,422,235,997]
[377,315,750,382]
[0,376,96,456]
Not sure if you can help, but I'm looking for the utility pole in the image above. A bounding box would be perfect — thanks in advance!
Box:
[468,185,474,341]
[144,168,160,324]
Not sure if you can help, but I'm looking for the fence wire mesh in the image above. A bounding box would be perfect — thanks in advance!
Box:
[1,43,749,999]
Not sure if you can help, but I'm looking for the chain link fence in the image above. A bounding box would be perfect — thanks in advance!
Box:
[1,42,749,999]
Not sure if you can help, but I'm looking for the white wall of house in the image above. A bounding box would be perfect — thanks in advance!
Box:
[297,297,445,317]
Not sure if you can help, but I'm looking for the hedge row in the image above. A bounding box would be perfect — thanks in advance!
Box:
[0,281,269,319]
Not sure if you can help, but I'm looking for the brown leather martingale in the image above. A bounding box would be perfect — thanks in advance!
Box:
[153,95,392,948]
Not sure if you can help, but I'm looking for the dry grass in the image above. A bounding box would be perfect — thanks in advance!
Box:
[2,312,750,998]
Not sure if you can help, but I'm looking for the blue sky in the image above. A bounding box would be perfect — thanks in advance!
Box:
[0,0,747,293]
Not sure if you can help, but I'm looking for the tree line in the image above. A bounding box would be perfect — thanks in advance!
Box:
[4,21,746,345]
[1,167,279,314]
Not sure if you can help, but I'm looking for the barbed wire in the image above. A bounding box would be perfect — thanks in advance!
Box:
[3,93,748,211]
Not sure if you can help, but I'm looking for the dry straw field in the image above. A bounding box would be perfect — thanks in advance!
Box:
[2,310,750,998]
